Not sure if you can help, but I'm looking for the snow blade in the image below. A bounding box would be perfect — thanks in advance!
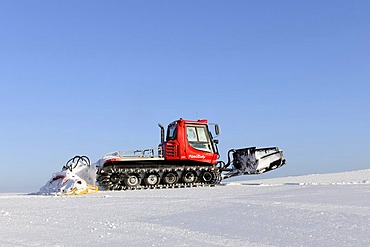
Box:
[37,155,98,196]
[222,147,286,178]
[38,171,98,196]
[59,183,99,196]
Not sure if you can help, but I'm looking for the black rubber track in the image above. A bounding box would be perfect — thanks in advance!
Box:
[97,166,222,191]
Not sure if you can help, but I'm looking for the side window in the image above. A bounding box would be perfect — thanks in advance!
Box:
[167,124,177,140]
[186,125,211,152]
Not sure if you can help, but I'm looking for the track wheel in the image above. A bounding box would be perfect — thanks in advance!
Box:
[163,172,178,185]
[182,171,196,184]
[201,171,213,183]
[98,168,126,190]
[124,174,141,188]
[144,173,159,186]
[110,173,121,184]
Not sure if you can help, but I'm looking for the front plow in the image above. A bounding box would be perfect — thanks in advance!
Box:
[37,156,98,196]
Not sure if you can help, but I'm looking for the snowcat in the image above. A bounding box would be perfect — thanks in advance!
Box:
[95,118,286,190]
[39,118,286,195]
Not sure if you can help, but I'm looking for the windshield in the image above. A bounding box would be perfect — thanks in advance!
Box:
[186,125,212,152]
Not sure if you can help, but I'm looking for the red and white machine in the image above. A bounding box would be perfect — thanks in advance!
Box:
[39,118,286,194]
[95,118,286,190]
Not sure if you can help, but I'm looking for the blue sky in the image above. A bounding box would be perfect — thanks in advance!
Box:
[0,1,369,192]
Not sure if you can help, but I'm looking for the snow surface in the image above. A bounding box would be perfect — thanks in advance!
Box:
[1,169,369,247]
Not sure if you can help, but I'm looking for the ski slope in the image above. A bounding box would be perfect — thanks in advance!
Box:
[1,169,369,247]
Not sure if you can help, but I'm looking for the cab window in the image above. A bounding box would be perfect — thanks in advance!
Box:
[167,123,177,140]
[186,125,211,152]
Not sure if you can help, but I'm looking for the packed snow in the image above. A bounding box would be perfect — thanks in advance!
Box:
[1,169,369,247]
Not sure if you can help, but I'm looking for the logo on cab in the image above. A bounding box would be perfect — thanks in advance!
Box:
[188,154,206,159]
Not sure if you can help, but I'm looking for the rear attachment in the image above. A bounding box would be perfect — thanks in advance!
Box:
[219,147,286,179]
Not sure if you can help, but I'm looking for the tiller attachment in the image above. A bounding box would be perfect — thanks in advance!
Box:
[219,147,286,179]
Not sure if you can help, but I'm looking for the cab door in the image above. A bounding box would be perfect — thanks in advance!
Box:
[185,124,218,164]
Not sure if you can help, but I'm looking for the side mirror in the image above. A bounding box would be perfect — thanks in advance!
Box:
[215,124,220,136]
